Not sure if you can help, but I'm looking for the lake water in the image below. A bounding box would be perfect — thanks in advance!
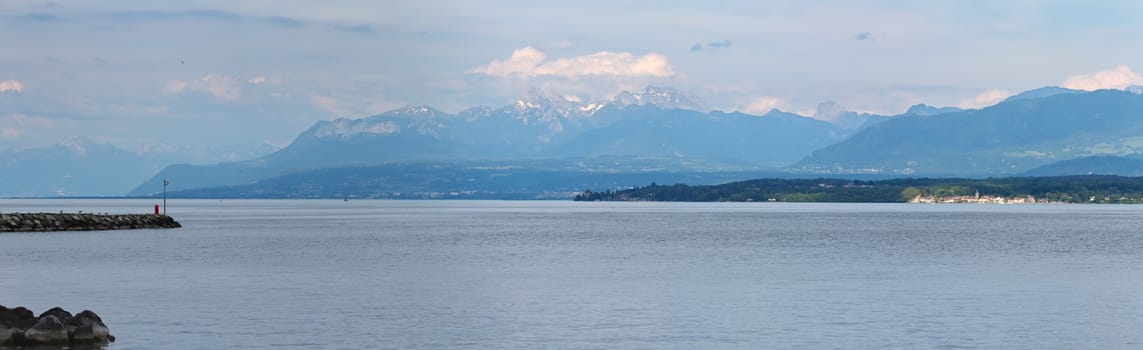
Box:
[2,199,1143,349]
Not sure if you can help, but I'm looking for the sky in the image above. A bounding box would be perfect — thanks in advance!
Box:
[3,0,1143,155]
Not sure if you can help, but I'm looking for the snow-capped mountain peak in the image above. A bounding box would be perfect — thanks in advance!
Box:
[611,86,704,111]
[391,105,440,117]
[510,87,586,116]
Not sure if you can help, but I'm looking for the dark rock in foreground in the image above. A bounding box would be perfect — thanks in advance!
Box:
[0,305,114,346]
[0,213,180,232]
[24,315,68,344]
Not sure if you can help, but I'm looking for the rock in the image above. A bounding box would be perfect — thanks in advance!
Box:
[38,306,73,323]
[0,305,9,327]
[23,314,68,344]
[0,307,114,345]
[71,323,94,343]
[0,325,13,345]
[66,310,112,342]
[0,306,36,329]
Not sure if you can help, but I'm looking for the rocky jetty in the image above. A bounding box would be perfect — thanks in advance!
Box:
[0,213,181,232]
[0,305,114,346]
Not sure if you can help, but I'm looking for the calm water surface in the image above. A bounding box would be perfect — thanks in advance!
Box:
[2,199,1143,349]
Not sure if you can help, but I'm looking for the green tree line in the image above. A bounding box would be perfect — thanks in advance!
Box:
[575,175,1143,203]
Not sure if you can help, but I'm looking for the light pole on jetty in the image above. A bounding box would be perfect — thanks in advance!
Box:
[163,179,169,215]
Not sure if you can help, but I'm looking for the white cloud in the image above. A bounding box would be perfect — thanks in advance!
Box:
[741,97,787,115]
[957,89,1014,109]
[197,75,242,100]
[163,81,188,94]
[163,74,270,100]
[1061,65,1143,91]
[470,47,547,77]
[0,80,25,93]
[469,46,676,79]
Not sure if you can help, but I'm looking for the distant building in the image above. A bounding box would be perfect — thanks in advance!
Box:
[910,192,1042,204]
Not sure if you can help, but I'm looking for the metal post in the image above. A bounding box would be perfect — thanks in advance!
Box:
[163,179,169,215]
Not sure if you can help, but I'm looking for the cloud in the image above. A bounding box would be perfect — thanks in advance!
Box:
[164,74,251,100]
[813,101,852,123]
[853,32,874,41]
[20,13,60,22]
[957,89,1014,109]
[0,80,24,93]
[14,9,324,31]
[0,128,19,139]
[247,76,267,84]
[708,40,732,49]
[1061,65,1143,91]
[742,97,787,115]
[1,114,59,127]
[333,24,373,34]
[266,16,305,28]
[0,114,61,139]
[470,47,675,78]
[309,95,351,116]
[469,47,547,76]
[106,9,242,22]
[690,40,732,52]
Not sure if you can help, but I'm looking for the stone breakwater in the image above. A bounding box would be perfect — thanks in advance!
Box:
[0,213,181,232]
[0,305,114,346]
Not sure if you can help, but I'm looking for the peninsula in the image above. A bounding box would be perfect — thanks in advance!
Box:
[574,175,1143,203]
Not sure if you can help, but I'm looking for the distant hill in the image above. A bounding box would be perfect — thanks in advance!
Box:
[1001,86,1084,103]
[795,89,1143,176]
[153,157,780,199]
[583,175,1143,203]
[902,103,962,116]
[1023,155,1143,176]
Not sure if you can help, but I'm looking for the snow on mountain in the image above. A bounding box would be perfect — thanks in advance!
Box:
[299,85,750,143]
[612,86,705,111]
[502,87,589,132]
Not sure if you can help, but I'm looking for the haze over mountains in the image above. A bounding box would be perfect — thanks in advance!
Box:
[798,89,1143,176]
[8,84,1143,198]
[0,139,276,197]
[127,86,857,197]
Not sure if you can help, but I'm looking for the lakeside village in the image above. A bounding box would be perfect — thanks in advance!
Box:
[909,191,1053,204]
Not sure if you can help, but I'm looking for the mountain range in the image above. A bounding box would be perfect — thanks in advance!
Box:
[8,84,1143,199]
[797,88,1143,176]
[129,86,861,196]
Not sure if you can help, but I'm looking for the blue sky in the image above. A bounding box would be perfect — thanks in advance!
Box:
[2,0,1143,154]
